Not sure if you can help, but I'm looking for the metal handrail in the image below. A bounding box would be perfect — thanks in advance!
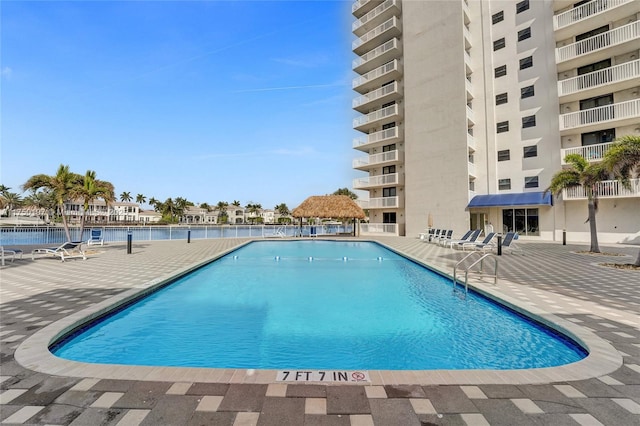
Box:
[452,252,498,296]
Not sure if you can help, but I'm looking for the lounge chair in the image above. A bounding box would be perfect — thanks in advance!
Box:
[449,229,481,249]
[433,229,453,244]
[501,232,524,255]
[264,227,286,238]
[463,232,496,251]
[1,246,24,266]
[87,228,104,246]
[32,242,87,262]
[418,229,434,240]
[424,229,441,243]
[440,230,470,246]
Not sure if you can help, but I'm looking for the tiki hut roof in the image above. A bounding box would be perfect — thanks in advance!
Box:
[292,195,365,219]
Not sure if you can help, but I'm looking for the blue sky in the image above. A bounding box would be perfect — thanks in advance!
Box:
[1,0,360,210]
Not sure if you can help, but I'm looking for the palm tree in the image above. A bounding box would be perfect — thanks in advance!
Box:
[136,194,146,205]
[0,185,10,197]
[231,200,241,207]
[245,202,262,224]
[70,171,115,235]
[2,192,22,212]
[23,189,56,223]
[603,135,640,266]
[148,197,159,211]
[120,192,132,202]
[216,201,228,224]
[275,203,290,224]
[200,203,211,212]
[174,197,191,220]
[333,188,358,200]
[23,164,77,241]
[547,154,608,253]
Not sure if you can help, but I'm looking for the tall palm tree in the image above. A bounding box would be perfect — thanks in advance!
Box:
[245,202,262,224]
[23,189,56,223]
[70,170,115,235]
[200,203,211,212]
[603,135,640,266]
[120,192,132,202]
[231,200,241,207]
[136,194,146,205]
[23,164,77,241]
[547,154,608,253]
[0,185,11,197]
[2,192,22,212]
[275,203,290,224]
[216,201,228,224]
[148,197,159,211]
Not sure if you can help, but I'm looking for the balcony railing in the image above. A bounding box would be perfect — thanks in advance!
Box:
[562,178,640,199]
[466,105,475,124]
[353,104,398,129]
[352,149,401,169]
[556,20,640,64]
[366,196,400,209]
[353,38,399,70]
[353,17,400,53]
[353,172,403,189]
[554,0,634,31]
[353,127,400,148]
[353,60,399,89]
[359,223,398,235]
[467,162,476,177]
[467,133,476,150]
[352,0,372,14]
[558,59,640,97]
[353,0,399,33]
[560,141,616,163]
[353,81,398,109]
[559,98,640,131]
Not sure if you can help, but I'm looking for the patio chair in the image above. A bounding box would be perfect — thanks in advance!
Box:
[501,232,524,255]
[464,232,496,251]
[440,230,470,246]
[32,241,87,262]
[264,227,286,238]
[87,228,104,246]
[425,229,442,243]
[433,229,453,245]
[448,229,481,249]
[418,229,434,240]
[1,246,24,266]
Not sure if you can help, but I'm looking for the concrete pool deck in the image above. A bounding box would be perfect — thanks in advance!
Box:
[1,237,639,425]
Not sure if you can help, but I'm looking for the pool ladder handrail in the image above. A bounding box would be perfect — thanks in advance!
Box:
[452,251,498,296]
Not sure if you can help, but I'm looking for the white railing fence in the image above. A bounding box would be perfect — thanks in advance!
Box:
[553,0,632,30]
[562,178,640,199]
[558,59,640,96]
[559,98,640,130]
[360,223,398,234]
[556,21,640,63]
[561,141,615,163]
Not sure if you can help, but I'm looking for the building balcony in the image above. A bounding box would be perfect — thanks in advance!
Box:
[467,133,476,151]
[553,0,637,40]
[353,126,402,152]
[462,0,470,26]
[353,38,402,74]
[353,16,401,55]
[555,20,640,72]
[463,25,472,50]
[466,105,475,126]
[353,0,400,36]
[353,103,401,132]
[559,98,640,134]
[352,0,379,18]
[560,141,616,164]
[353,81,401,113]
[468,162,476,178]
[465,77,473,101]
[353,59,401,94]
[353,149,403,171]
[359,222,399,236]
[562,178,640,199]
[353,172,404,190]
[360,196,401,209]
[557,59,640,102]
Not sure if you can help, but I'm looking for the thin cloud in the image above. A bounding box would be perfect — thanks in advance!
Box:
[230,82,345,93]
[1,67,12,79]
[272,53,329,68]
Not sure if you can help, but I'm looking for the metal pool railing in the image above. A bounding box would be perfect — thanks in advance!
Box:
[0,224,354,246]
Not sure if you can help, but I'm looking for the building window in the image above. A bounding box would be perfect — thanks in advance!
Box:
[523,145,537,158]
[498,179,511,190]
[495,93,508,105]
[382,122,396,130]
[521,85,535,98]
[469,180,475,191]
[493,38,506,51]
[580,93,613,110]
[576,25,609,42]
[516,0,529,14]
[382,165,396,174]
[497,121,509,133]
[517,27,531,41]
[383,187,396,197]
[524,176,539,188]
[492,11,504,24]
[494,65,507,78]
[581,128,615,146]
[578,59,611,75]
[498,150,510,161]
[519,56,533,70]
[383,212,396,223]
[382,144,396,152]
[522,115,536,128]
[503,208,539,236]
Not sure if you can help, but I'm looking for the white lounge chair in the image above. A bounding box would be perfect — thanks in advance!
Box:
[32,242,87,262]
[501,232,524,255]
[87,228,104,246]
[264,227,286,238]
[463,232,496,251]
[448,229,481,249]
[433,229,453,245]
[1,246,24,266]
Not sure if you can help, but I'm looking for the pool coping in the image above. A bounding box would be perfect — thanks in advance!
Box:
[14,238,623,386]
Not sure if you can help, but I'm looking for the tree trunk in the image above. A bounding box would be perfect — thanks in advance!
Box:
[61,210,72,242]
[587,199,600,253]
[635,250,640,267]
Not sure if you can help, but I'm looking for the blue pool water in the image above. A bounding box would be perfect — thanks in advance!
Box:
[52,241,586,370]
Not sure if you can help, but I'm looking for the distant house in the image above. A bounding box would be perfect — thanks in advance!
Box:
[139,210,162,224]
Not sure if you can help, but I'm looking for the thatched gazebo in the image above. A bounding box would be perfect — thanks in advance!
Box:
[292,195,366,236]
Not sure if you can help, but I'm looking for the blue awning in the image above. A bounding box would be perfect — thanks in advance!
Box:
[467,192,552,208]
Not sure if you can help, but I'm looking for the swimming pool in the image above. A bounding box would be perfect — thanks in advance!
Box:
[51,240,586,370]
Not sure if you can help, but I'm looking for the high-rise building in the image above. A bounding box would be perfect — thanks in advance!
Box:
[351,0,640,243]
